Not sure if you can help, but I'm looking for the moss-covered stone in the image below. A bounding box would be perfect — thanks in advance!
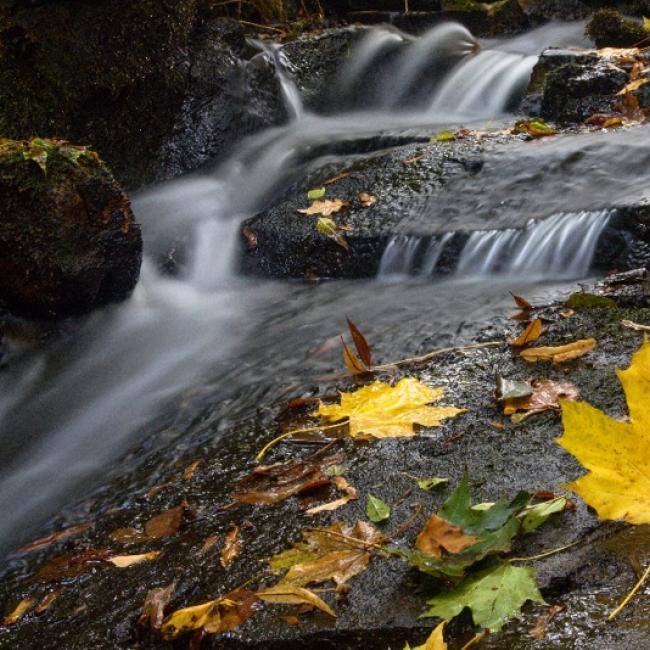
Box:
[0,138,142,318]
[586,8,647,48]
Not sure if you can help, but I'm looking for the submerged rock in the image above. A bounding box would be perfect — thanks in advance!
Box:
[0,138,142,318]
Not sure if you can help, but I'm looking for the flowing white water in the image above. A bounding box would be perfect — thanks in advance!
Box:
[377,211,611,280]
[0,21,606,551]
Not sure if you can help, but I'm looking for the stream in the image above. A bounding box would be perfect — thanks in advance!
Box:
[0,20,632,558]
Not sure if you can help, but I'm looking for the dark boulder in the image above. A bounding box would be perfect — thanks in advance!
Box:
[586,8,647,48]
[0,138,142,318]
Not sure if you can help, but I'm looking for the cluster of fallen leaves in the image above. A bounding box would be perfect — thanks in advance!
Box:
[296,184,377,250]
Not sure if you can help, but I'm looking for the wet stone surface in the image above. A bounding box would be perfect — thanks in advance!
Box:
[1,276,649,649]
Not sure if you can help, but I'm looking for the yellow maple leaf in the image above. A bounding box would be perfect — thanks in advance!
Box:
[557,337,650,524]
[316,377,464,438]
[404,621,447,650]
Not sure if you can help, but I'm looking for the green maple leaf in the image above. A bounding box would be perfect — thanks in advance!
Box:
[422,562,545,632]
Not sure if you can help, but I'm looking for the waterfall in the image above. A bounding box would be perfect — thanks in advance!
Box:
[377,211,611,280]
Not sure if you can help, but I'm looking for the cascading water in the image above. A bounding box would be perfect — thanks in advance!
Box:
[0,20,613,552]
[377,211,612,280]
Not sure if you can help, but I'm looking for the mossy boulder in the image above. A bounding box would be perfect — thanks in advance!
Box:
[0,138,142,318]
[441,0,528,36]
[586,8,647,48]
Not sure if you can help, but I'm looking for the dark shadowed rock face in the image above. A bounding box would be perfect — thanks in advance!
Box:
[0,139,142,318]
[586,8,647,48]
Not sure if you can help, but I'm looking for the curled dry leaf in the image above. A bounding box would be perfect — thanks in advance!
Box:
[346,318,372,367]
[221,524,241,568]
[415,513,478,559]
[139,581,176,631]
[161,589,257,640]
[297,199,348,217]
[358,192,377,207]
[509,318,543,347]
[15,522,93,556]
[3,598,35,625]
[108,551,161,568]
[316,377,465,438]
[242,226,257,251]
[342,340,369,375]
[257,584,335,617]
[510,292,532,311]
[30,549,114,582]
[520,338,597,364]
[306,476,357,515]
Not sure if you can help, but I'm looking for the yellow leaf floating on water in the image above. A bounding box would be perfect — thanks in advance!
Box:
[316,378,465,438]
[557,337,650,524]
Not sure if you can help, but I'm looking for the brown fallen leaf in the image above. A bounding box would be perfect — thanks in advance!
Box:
[510,292,533,311]
[256,584,335,617]
[221,524,241,568]
[15,522,93,556]
[530,604,565,640]
[323,171,351,185]
[401,154,425,165]
[297,199,348,217]
[108,551,161,568]
[161,589,257,640]
[242,226,257,251]
[358,192,377,207]
[506,379,580,422]
[139,581,176,631]
[617,77,650,95]
[305,476,358,515]
[231,453,343,506]
[34,589,63,615]
[108,527,148,544]
[560,308,575,318]
[30,549,114,582]
[279,613,300,625]
[182,460,201,481]
[342,340,369,375]
[509,318,543,347]
[144,503,187,539]
[197,534,220,555]
[346,318,372,367]
[3,598,35,625]
[622,319,650,332]
[520,338,597,364]
[268,521,381,591]
[415,513,478,559]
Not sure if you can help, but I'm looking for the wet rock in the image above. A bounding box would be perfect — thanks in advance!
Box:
[0,3,286,189]
[586,8,647,48]
[440,0,529,36]
[0,138,141,318]
[516,0,591,23]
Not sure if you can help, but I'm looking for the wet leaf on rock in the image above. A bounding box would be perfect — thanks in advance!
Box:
[2,598,35,625]
[34,589,62,615]
[108,527,148,545]
[315,217,350,250]
[512,118,557,138]
[622,319,650,332]
[520,338,597,364]
[221,524,241,568]
[256,584,335,617]
[316,378,464,438]
[366,494,391,523]
[144,502,187,539]
[358,192,377,207]
[30,549,114,582]
[182,460,201,481]
[519,496,568,533]
[507,379,579,423]
[139,581,176,631]
[298,199,348,217]
[15,522,93,556]
[404,475,449,491]
[161,589,257,640]
[508,318,543,347]
[403,621,448,649]
[557,337,650,524]
[431,130,455,142]
[415,514,478,558]
[307,187,326,200]
[422,563,545,632]
[108,551,161,567]
[306,476,357,515]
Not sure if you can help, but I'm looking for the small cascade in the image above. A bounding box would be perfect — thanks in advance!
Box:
[250,40,304,120]
[377,235,422,277]
[377,211,611,280]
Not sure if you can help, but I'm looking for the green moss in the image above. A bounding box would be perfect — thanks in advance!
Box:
[442,0,508,15]
[566,292,618,310]
[586,8,647,48]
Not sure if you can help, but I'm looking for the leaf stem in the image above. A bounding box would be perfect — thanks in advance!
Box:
[460,631,487,649]
[255,422,347,462]
[608,562,650,621]
[508,539,581,563]
[371,341,500,372]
